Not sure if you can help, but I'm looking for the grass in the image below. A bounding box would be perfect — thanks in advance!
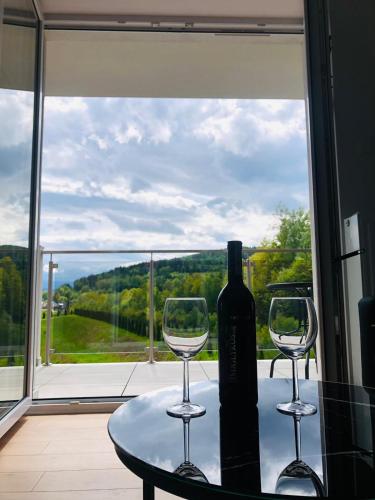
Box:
[41,314,148,364]
[41,314,222,364]
[39,313,313,364]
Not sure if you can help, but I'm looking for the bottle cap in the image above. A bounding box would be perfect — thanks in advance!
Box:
[227,240,242,248]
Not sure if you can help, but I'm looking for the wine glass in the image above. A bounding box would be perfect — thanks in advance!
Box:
[173,415,209,483]
[163,297,209,418]
[275,415,325,497]
[269,297,318,416]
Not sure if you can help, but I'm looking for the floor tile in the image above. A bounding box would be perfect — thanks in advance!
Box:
[42,364,135,385]
[0,440,49,456]
[33,469,141,491]
[33,384,126,399]
[22,414,110,430]
[10,425,109,442]
[34,366,71,386]
[42,438,114,455]
[0,489,143,499]
[0,472,43,492]
[128,361,205,382]
[0,452,122,472]
[199,361,218,380]
[156,489,182,499]
[123,382,181,396]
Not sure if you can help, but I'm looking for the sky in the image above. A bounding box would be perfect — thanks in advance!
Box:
[0,93,309,283]
[0,89,34,247]
[40,97,309,253]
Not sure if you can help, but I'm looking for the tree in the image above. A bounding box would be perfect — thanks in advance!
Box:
[250,208,312,332]
[55,284,75,313]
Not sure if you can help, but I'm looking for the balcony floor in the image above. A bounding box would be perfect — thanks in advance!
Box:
[33,359,318,400]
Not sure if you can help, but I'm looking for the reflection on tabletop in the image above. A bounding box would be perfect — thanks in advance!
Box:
[108,379,375,498]
[172,414,209,483]
[275,414,325,497]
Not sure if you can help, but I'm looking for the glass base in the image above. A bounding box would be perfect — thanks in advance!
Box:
[277,401,317,416]
[166,402,206,418]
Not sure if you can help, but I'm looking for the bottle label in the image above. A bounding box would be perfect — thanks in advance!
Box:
[228,324,238,382]
[227,314,251,383]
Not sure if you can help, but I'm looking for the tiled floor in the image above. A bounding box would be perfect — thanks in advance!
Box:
[33,359,318,399]
[0,414,180,499]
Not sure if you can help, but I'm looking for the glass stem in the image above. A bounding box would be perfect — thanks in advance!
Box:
[183,417,190,464]
[183,358,190,404]
[294,415,302,462]
[292,359,300,403]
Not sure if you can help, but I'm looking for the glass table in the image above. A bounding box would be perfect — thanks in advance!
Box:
[108,378,375,499]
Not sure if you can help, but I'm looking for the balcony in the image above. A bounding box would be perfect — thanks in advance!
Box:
[31,247,314,400]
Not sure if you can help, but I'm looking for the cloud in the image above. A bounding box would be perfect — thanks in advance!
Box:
[40,97,309,256]
[88,134,109,150]
[0,90,34,247]
[194,100,306,158]
[46,97,88,113]
[113,124,143,144]
[0,90,34,148]
[110,213,184,235]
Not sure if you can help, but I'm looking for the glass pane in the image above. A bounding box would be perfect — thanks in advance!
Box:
[0,0,36,419]
[154,251,226,361]
[34,253,150,399]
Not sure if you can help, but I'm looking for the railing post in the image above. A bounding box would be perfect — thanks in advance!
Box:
[245,259,253,291]
[148,252,155,363]
[44,254,57,366]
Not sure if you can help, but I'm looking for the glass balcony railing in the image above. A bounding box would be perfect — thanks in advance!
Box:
[36,247,312,366]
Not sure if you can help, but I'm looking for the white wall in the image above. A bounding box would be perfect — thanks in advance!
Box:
[44,31,304,99]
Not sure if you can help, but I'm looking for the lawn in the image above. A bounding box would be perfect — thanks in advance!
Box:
[39,313,283,364]
[41,313,148,363]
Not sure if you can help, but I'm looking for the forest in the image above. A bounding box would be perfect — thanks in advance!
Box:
[0,246,28,366]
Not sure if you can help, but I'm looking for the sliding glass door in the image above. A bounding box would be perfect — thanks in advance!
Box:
[0,0,39,428]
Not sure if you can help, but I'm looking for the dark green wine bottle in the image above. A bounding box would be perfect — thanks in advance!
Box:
[217,241,258,406]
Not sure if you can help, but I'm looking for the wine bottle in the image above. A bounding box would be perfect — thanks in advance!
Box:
[217,240,258,406]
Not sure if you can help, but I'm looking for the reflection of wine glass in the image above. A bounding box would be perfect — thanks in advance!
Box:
[163,298,209,417]
[173,416,209,483]
[276,415,325,497]
[269,297,318,416]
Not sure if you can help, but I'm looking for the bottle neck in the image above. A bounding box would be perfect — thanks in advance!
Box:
[228,244,243,283]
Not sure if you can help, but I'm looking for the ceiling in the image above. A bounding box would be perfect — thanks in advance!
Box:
[40,0,305,99]
[38,0,304,30]
[39,0,303,17]
[45,31,304,99]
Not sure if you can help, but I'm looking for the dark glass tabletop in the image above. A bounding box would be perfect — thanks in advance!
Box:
[108,378,375,499]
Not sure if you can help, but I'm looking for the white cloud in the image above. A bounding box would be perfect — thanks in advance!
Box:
[194,99,306,157]
[41,203,277,252]
[42,173,206,211]
[88,134,108,150]
[112,120,171,145]
[113,124,143,144]
[40,97,309,253]
[150,122,172,144]
[42,176,91,196]
[46,97,88,113]
[0,90,33,148]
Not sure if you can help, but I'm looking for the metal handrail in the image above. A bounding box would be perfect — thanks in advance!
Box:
[42,248,311,255]
[40,247,311,365]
